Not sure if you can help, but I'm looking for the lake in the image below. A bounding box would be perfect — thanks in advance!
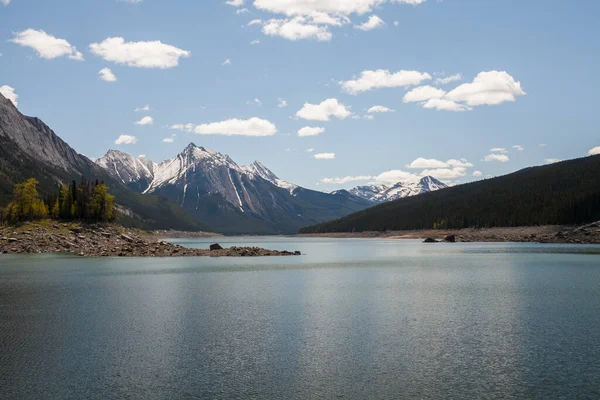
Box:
[1,237,600,399]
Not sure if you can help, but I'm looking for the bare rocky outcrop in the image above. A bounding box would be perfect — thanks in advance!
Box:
[0,222,300,257]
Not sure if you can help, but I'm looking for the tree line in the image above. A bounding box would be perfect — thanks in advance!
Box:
[0,177,116,224]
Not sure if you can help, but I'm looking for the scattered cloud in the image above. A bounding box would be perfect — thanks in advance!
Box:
[135,116,153,126]
[99,68,117,82]
[306,148,314,153]
[298,126,325,137]
[10,29,83,60]
[0,85,18,107]
[588,146,600,156]
[263,17,333,41]
[354,15,385,31]
[513,145,524,151]
[473,171,483,177]
[363,114,374,120]
[115,135,137,145]
[135,105,150,112]
[172,118,277,136]
[445,71,526,106]
[484,153,509,163]
[226,0,244,6]
[248,19,262,26]
[253,0,424,19]
[490,148,507,153]
[341,69,431,94]
[222,58,232,65]
[2,0,11,5]
[406,158,449,169]
[367,105,394,113]
[236,8,249,14]
[394,21,399,26]
[314,152,335,160]
[373,170,420,184]
[539,144,547,147]
[403,85,446,103]
[250,39,260,45]
[277,97,288,108]
[89,37,190,68]
[321,175,373,184]
[434,73,462,85]
[545,158,562,164]
[246,98,262,106]
[405,71,525,111]
[296,98,351,121]
[162,134,176,143]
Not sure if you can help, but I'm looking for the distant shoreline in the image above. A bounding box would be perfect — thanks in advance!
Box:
[295,223,600,245]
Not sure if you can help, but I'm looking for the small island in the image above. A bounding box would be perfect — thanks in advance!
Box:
[0,178,299,257]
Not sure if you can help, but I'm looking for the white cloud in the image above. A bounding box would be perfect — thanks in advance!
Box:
[236,8,249,14]
[296,98,351,121]
[513,145,524,151]
[222,58,232,65]
[446,71,526,106]
[263,17,332,41]
[354,15,385,31]
[115,135,137,145]
[374,169,420,184]
[484,153,509,163]
[545,158,561,164]
[420,167,467,180]
[250,39,260,45]
[10,29,83,60]
[247,98,262,106]
[162,135,175,143]
[135,105,150,112]
[248,19,263,25]
[175,117,277,136]
[367,105,394,113]
[314,152,335,160]
[394,21,399,26]
[341,69,431,94]
[306,148,314,152]
[321,175,373,184]
[135,116,153,126]
[277,98,288,108]
[89,37,190,69]
[434,73,462,85]
[99,68,117,82]
[588,146,600,156]
[490,148,507,153]
[2,0,11,5]
[473,171,483,177]
[138,154,146,158]
[226,0,244,6]
[406,158,474,172]
[298,126,325,137]
[405,157,450,169]
[423,98,471,112]
[0,85,18,107]
[403,85,446,103]
[363,114,374,120]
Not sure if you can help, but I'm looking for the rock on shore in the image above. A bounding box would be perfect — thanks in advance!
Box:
[0,222,301,257]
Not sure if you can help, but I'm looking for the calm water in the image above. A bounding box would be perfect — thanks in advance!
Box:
[1,238,600,399]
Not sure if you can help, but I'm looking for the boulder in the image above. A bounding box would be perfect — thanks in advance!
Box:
[210,243,224,251]
[444,235,456,243]
[423,238,438,243]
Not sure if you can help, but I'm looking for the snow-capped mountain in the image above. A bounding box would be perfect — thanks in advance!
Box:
[349,176,448,203]
[96,143,372,234]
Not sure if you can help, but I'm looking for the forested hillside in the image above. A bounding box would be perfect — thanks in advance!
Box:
[300,155,600,233]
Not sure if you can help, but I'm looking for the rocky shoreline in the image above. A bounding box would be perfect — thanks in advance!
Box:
[0,222,300,257]
[297,222,600,245]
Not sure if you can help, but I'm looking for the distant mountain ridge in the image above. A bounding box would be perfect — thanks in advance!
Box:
[347,176,448,203]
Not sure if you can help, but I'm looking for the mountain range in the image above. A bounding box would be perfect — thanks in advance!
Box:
[96,145,447,234]
[0,91,449,233]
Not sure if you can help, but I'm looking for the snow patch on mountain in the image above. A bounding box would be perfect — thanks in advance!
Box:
[349,176,448,203]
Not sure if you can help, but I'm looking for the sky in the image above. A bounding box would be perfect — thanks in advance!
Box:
[1,0,599,191]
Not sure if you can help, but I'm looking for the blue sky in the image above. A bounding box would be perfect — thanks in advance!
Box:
[1,0,599,190]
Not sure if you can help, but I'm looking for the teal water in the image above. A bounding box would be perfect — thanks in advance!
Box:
[1,238,600,399]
